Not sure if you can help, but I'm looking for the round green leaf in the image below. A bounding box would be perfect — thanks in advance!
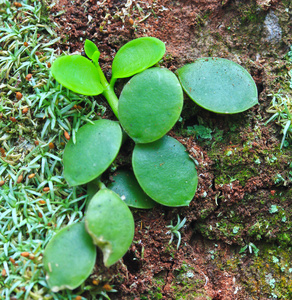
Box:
[63,120,122,186]
[118,68,183,143]
[43,222,96,292]
[132,135,198,207]
[177,57,258,114]
[112,37,165,79]
[85,188,135,267]
[108,170,156,209]
[51,55,103,95]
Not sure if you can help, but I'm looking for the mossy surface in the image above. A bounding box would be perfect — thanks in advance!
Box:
[213,243,292,299]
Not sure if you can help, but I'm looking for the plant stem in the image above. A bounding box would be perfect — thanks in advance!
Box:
[110,77,117,89]
[103,85,119,119]
[98,180,107,190]
[94,62,119,119]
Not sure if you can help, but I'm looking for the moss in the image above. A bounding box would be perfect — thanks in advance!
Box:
[208,117,291,186]
[239,3,266,24]
[196,186,292,248]
[199,207,216,220]
[214,168,256,186]
[246,199,292,246]
[245,245,292,297]
[170,264,211,299]
[143,273,166,299]
[211,242,292,298]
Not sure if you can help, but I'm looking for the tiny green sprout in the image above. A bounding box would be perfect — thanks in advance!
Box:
[239,242,259,257]
[265,91,292,149]
[166,215,187,249]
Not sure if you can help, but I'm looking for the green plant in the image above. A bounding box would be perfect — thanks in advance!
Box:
[166,215,187,249]
[43,36,258,291]
[265,90,292,149]
[239,242,259,257]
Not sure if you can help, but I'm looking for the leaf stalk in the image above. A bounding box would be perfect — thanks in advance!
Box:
[94,62,119,119]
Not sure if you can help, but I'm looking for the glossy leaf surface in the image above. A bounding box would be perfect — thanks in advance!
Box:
[112,37,165,79]
[85,188,134,267]
[51,55,103,95]
[177,57,258,114]
[118,68,183,143]
[108,170,156,209]
[63,120,122,186]
[43,222,96,292]
[132,135,198,207]
[84,39,99,59]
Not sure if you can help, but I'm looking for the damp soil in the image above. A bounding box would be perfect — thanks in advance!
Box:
[49,0,292,299]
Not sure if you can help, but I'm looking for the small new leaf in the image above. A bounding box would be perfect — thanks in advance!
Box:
[84,39,100,59]
[92,50,100,63]
[112,37,166,79]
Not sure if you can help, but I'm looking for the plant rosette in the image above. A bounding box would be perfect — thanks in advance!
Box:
[43,36,258,291]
